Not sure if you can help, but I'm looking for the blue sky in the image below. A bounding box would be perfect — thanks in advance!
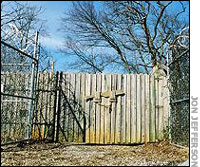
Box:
[5,1,189,72]
[25,1,104,71]
[24,1,72,71]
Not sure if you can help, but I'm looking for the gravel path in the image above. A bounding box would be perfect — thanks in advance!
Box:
[1,141,189,166]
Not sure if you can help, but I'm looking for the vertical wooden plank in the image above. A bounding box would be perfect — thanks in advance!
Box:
[149,74,152,142]
[115,74,121,144]
[77,73,81,142]
[13,73,17,141]
[40,73,44,139]
[44,72,50,138]
[20,73,24,139]
[121,74,126,144]
[136,74,141,143]
[131,74,137,143]
[80,73,84,142]
[67,73,72,142]
[89,74,93,143]
[13,73,17,140]
[56,72,63,142]
[85,73,91,143]
[22,73,27,139]
[42,73,47,139]
[40,73,45,139]
[80,73,86,142]
[5,74,10,140]
[74,73,78,142]
[96,73,102,144]
[155,75,159,141]
[44,73,49,139]
[130,74,133,144]
[163,77,169,137]
[33,73,41,139]
[145,74,150,143]
[31,73,35,138]
[70,73,76,142]
[43,73,48,139]
[73,73,78,142]
[89,74,96,143]
[75,73,80,142]
[150,75,156,142]
[126,74,131,143]
[64,73,68,141]
[158,77,164,140]
[60,73,64,140]
[47,73,51,139]
[79,73,83,142]
[105,74,111,144]
[62,73,67,141]
[67,73,71,142]
[10,73,14,141]
[100,74,106,144]
[34,73,39,139]
[110,74,116,144]
[8,73,12,140]
[141,74,145,143]
[10,74,14,140]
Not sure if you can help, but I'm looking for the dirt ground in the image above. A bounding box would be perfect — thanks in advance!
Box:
[1,141,189,166]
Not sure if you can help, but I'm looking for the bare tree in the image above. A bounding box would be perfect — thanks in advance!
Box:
[60,1,188,73]
[1,1,51,72]
[1,2,47,50]
[60,39,119,73]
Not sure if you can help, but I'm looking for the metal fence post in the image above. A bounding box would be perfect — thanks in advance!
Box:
[27,31,39,139]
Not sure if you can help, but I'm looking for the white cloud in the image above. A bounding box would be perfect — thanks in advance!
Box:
[40,36,64,49]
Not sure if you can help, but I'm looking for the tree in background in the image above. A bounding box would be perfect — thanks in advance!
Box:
[60,1,189,73]
[1,1,52,72]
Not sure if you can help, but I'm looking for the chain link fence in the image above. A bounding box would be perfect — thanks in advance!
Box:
[1,39,39,145]
[168,28,189,146]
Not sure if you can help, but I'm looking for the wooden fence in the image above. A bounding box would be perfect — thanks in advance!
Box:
[1,71,170,144]
[55,72,169,144]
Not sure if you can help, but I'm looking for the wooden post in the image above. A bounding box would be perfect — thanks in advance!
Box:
[51,61,54,78]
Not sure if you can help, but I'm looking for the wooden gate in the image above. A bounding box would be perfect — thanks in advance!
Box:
[56,71,169,144]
